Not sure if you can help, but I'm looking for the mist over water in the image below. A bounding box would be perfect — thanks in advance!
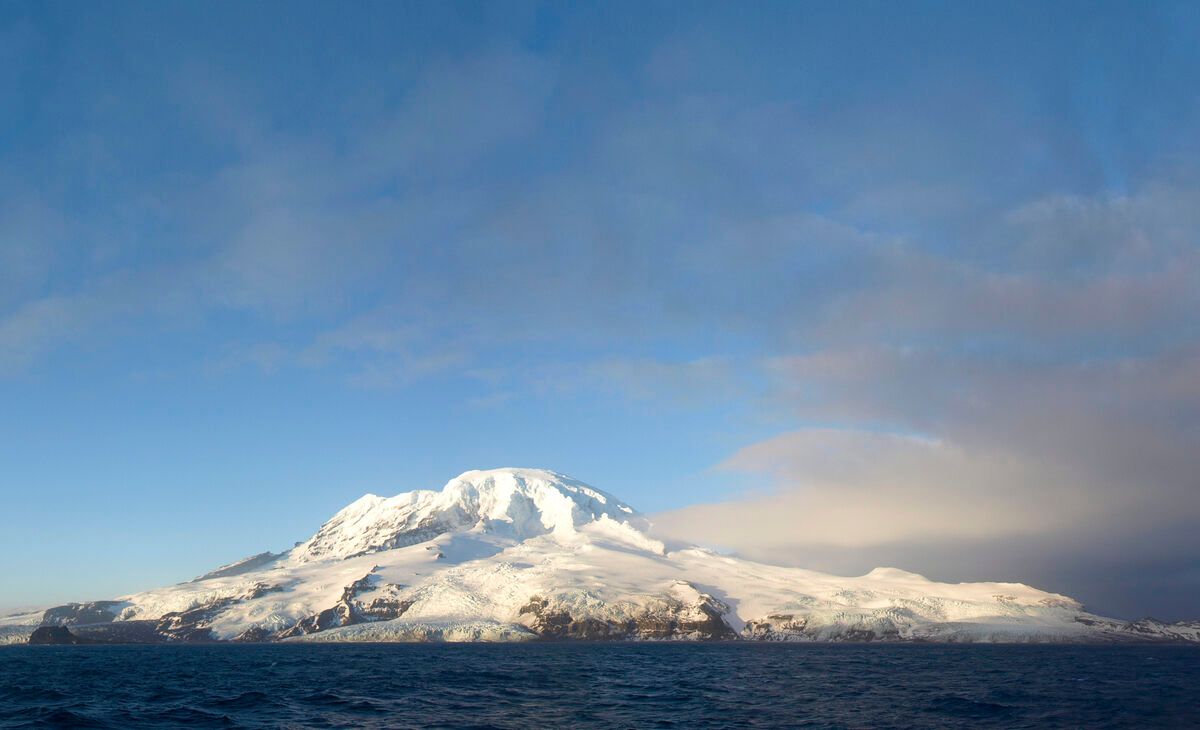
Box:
[1,644,1197,728]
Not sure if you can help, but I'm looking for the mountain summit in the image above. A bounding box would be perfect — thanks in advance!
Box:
[292,468,646,563]
[3,468,1197,644]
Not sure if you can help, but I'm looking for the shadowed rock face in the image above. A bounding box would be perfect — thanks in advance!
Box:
[519,597,634,640]
[60,621,165,644]
[745,614,810,639]
[30,583,288,644]
[277,573,413,639]
[29,626,93,645]
[233,626,273,642]
[276,605,350,638]
[363,518,457,556]
[153,582,286,642]
[1111,618,1200,642]
[519,590,738,641]
[154,601,234,642]
[743,613,902,641]
[40,601,124,627]
[360,596,415,621]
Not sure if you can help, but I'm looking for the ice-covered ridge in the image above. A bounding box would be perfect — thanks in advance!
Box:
[290,468,643,563]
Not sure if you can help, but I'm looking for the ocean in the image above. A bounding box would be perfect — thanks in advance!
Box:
[1,643,1198,728]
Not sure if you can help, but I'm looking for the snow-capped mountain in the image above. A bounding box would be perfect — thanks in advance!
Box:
[4,468,1197,645]
[291,469,645,563]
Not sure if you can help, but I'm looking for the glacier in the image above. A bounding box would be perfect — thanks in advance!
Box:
[4,468,1198,645]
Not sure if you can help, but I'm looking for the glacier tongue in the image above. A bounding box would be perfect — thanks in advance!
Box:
[6,467,1198,645]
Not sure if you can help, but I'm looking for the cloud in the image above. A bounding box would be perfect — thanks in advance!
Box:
[0,46,559,371]
[0,295,90,372]
[651,420,1200,619]
[653,428,1104,547]
[652,338,1200,619]
[643,186,1200,621]
[345,350,471,390]
[9,30,1192,376]
[211,313,470,388]
[0,274,150,373]
[564,357,743,405]
[0,195,64,310]
[356,49,556,181]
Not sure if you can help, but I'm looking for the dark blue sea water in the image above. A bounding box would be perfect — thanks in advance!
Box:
[1,643,1198,729]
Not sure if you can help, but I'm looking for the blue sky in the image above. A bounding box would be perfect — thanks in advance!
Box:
[2,1,1199,619]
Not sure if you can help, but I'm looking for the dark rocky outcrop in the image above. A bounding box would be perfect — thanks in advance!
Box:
[345,517,457,559]
[31,622,171,644]
[1068,615,1200,642]
[744,613,810,639]
[69,621,166,644]
[1117,618,1200,642]
[153,607,224,642]
[29,626,94,645]
[519,588,737,641]
[519,597,635,640]
[657,594,736,640]
[233,626,274,642]
[277,573,412,639]
[34,583,285,643]
[276,605,349,638]
[744,613,905,641]
[359,595,415,622]
[153,582,285,642]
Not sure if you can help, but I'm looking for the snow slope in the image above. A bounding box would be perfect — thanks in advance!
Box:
[4,468,1196,644]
